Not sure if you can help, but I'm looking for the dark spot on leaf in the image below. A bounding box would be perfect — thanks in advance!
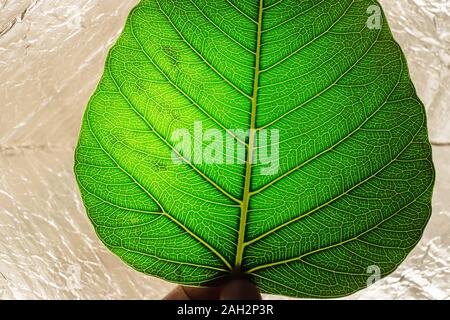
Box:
[170,110,182,122]
[161,45,180,67]
[153,158,169,171]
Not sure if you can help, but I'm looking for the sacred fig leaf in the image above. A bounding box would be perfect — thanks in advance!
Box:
[74,0,435,298]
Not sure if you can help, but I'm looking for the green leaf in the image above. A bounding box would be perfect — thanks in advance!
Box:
[74,0,435,298]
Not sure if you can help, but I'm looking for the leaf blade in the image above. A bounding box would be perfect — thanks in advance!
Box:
[74,0,435,297]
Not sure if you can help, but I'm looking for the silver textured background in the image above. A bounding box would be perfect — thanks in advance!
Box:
[0,0,449,300]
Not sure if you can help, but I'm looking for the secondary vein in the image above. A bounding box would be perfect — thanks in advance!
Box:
[85,105,233,271]
[154,0,253,99]
[129,11,247,147]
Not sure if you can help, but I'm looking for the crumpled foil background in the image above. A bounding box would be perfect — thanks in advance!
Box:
[0,0,449,300]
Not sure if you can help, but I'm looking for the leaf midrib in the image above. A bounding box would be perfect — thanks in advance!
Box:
[234,0,264,271]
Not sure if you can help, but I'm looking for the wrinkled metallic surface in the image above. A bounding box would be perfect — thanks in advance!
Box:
[0,0,448,300]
